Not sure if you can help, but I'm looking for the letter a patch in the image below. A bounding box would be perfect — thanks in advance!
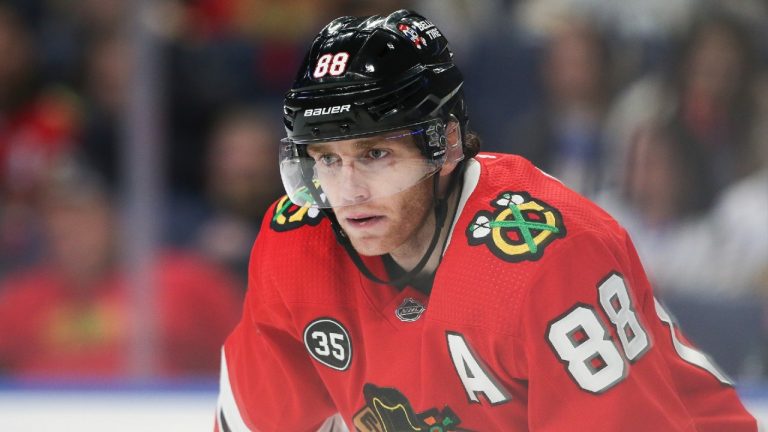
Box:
[446,332,511,405]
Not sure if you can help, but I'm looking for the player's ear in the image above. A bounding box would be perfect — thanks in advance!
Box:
[439,118,463,178]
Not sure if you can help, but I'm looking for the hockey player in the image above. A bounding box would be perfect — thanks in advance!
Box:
[216,9,758,432]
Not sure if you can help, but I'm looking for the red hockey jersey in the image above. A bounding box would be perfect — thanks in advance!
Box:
[217,154,757,432]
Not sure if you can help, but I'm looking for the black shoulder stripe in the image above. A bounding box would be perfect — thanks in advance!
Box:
[219,408,232,432]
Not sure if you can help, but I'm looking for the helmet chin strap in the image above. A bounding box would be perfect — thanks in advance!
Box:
[324,164,462,287]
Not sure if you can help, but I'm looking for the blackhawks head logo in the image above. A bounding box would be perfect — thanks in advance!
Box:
[466,192,565,262]
[270,195,324,232]
[353,384,467,432]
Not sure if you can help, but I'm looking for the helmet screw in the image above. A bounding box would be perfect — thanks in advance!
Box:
[340,124,349,132]
[312,127,320,136]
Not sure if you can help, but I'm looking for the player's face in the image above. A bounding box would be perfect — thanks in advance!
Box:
[304,130,438,208]
[306,137,436,257]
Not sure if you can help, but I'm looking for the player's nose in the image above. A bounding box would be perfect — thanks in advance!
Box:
[338,163,371,205]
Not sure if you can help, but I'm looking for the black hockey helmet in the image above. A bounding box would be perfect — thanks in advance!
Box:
[280,9,467,208]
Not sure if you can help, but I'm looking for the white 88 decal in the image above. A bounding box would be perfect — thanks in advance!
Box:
[313,52,349,78]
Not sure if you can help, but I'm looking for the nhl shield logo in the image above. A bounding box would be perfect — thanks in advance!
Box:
[396,298,426,322]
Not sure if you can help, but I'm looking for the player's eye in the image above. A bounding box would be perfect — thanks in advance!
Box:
[317,153,341,166]
[366,148,389,160]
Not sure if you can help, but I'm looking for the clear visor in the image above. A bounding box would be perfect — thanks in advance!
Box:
[280,124,448,209]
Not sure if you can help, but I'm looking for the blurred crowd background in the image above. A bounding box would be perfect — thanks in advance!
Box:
[0,0,766,384]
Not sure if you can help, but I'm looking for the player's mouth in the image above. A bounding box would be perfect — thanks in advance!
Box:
[343,214,385,229]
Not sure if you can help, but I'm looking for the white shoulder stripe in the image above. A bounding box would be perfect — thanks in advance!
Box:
[217,348,252,432]
[443,157,481,252]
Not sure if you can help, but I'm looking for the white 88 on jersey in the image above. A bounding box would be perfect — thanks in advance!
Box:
[547,305,628,393]
[547,272,731,394]
[598,274,650,361]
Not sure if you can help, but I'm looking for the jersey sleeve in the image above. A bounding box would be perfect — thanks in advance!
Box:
[216,234,337,431]
[520,230,758,432]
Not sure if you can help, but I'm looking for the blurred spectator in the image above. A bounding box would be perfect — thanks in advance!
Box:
[514,0,767,41]
[79,32,128,190]
[0,198,43,277]
[0,3,36,121]
[169,107,283,283]
[597,121,765,300]
[0,3,81,201]
[697,167,768,298]
[0,161,242,377]
[186,0,328,40]
[595,123,691,273]
[0,4,82,278]
[501,18,614,196]
[607,123,711,223]
[603,10,767,195]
